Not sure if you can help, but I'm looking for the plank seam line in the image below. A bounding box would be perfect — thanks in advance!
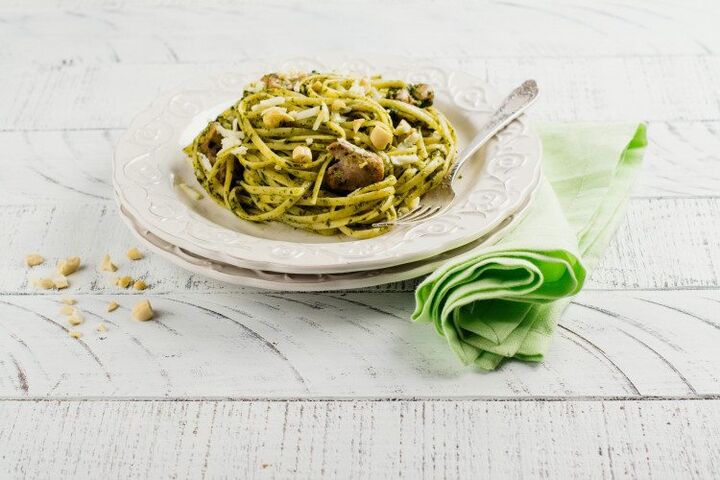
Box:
[1,286,720,297]
[1,395,719,402]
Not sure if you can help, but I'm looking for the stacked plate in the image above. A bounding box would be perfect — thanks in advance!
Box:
[113,57,542,291]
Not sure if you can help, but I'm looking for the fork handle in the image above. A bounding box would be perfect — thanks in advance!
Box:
[449,79,539,183]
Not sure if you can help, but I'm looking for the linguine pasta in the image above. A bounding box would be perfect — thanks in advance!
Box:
[183,72,457,239]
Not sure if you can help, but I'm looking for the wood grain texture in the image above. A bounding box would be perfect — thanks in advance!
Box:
[3,56,720,131]
[0,290,719,399]
[1,398,719,479]
[2,0,719,61]
[2,197,718,295]
[2,0,720,476]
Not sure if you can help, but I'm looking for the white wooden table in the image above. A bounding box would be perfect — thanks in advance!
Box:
[2,1,720,478]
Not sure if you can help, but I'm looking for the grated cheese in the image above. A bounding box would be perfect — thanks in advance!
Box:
[251,96,286,112]
[198,153,212,172]
[390,154,420,166]
[292,106,320,121]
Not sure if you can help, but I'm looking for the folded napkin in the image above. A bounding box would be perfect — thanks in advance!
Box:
[412,123,647,370]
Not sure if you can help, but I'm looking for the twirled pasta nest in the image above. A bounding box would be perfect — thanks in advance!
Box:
[184,72,457,239]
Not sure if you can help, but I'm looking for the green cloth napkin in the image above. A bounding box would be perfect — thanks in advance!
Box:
[412,123,647,370]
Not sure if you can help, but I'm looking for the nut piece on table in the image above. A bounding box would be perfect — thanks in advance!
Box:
[57,256,81,276]
[127,247,144,261]
[33,278,55,290]
[107,301,119,312]
[60,297,76,305]
[53,274,69,289]
[68,311,84,326]
[25,254,44,267]
[115,276,133,289]
[132,300,154,321]
[69,331,83,339]
[96,323,108,333]
[59,305,74,316]
[370,124,393,150]
[133,279,148,291]
[100,254,118,272]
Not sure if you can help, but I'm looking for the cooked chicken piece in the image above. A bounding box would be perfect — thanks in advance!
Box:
[197,123,223,163]
[391,88,411,103]
[325,139,385,192]
[410,83,434,107]
[261,73,284,89]
[389,84,435,108]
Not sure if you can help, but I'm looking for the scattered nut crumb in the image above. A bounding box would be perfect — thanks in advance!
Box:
[116,276,133,288]
[33,278,55,290]
[68,311,84,326]
[69,331,83,339]
[96,323,108,333]
[57,256,81,276]
[107,301,119,312]
[60,297,77,305]
[100,254,118,272]
[59,305,75,316]
[127,247,144,261]
[53,274,69,289]
[25,254,44,267]
[133,279,148,291]
[132,299,153,321]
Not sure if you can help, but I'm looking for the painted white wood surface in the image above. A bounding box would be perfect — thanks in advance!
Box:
[2,399,720,480]
[4,57,720,131]
[1,290,720,398]
[1,0,720,477]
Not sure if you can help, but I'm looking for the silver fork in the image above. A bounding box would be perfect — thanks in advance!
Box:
[373,79,539,228]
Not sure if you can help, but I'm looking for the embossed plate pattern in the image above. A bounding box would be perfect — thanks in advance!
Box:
[118,180,538,291]
[113,56,542,274]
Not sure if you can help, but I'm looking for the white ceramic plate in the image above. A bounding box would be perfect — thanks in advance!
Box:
[117,174,538,291]
[113,56,542,274]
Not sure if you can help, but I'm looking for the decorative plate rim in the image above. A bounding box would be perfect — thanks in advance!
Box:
[113,55,542,274]
[118,178,539,291]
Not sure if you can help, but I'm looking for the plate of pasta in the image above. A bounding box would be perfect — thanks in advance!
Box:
[113,56,541,274]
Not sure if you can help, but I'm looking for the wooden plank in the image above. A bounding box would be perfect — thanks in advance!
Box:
[0,398,719,479]
[2,197,718,295]
[0,290,719,398]
[636,121,720,197]
[0,130,119,203]
[2,120,718,204]
[1,0,719,62]
[2,55,720,131]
